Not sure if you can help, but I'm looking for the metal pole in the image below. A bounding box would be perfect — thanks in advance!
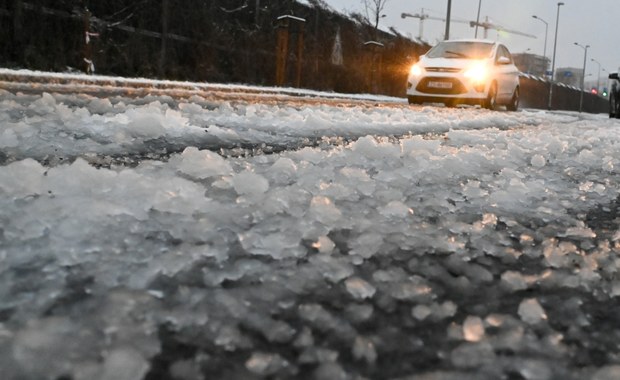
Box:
[255,0,260,25]
[475,0,482,38]
[532,15,548,75]
[444,0,452,40]
[419,8,424,40]
[548,2,564,110]
[575,43,589,113]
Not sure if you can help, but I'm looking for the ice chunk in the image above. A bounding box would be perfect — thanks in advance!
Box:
[561,226,596,239]
[531,154,546,168]
[344,276,376,300]
[238,229,304,259]
[298,303,356,341]
[463,316,485,342]
[518,359,552,380]
[169,358,204,380]
[412,301,458,322]
[450,342,495,369]
[352,336,377,364]
[88,97,114,114]
[518,298,547,325]
[501,271,528,291]
[379,200,413,219]
[308,196,342,225]
[339,167,375,196]
[13,317,86,378]
[303,112,331,132]
[269,157,298,183]
[401,135,441,156]
[543,239,575,268]
[412,305,432,321]
[214,325,248,351]
[309,254,354,283]
[313,362,348,380]
[293,327,315,348]
[100,347,150,380]
[593,365,620,380]
[245,352,293,376]
[349,232,383,258]
[125,109,167,138]
[312,236,336,254]
[232,170,269,196]
[0,158,46,194]
[0,127,18,148]
[345,304,374,323]
[298,347,340,365]
[175,147,233,179]
[389,275,433,302]
[351,135,400,161]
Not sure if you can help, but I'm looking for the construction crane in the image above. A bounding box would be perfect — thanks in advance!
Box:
[469,16,536,39]
[401,9,470,41]
[402,10,536,41]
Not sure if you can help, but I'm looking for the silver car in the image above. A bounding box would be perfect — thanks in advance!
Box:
[406,39,520,111]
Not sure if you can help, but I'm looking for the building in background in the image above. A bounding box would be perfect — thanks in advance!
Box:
[555,67,583,87]
[512,53,548,77]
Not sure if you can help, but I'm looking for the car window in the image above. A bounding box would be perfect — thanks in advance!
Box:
[426,41,494,59]
[496,45,513,64]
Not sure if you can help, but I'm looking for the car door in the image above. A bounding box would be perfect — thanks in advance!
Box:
[495,45,518,100]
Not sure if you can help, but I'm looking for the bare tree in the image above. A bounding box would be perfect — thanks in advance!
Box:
[361,0,389,40]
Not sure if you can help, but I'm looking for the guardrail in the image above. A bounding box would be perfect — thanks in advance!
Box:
[519,74,609,114]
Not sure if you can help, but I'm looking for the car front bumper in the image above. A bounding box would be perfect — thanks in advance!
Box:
[406,73,489,102]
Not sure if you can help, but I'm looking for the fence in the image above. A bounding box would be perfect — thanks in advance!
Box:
[0,0,427,97]
[520,74,609,114]
[0,1,612,114]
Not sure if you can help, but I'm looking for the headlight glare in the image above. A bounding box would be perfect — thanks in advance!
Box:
[410,64,423,77]
[464,63,487,83]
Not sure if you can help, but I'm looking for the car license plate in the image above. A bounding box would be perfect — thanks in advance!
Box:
[428,81,452,89]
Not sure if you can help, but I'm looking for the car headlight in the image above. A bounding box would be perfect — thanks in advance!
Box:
[463,63,488,83]
[410,64,424,78]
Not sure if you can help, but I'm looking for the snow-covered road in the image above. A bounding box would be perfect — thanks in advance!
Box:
[1,75,620,380]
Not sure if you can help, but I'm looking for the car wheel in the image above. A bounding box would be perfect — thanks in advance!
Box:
[444,99,458,108]
[408,96,422,105]
[484,83,497,110]
[611,92,620,119]
[506,87,519,112]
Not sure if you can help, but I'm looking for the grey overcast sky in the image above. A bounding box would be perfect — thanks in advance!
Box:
[322,0,619,87]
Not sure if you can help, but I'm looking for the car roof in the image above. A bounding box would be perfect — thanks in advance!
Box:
[441,39,497,45]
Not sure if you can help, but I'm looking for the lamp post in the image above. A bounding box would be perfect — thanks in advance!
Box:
[574,42,590,113]
[532,15,548,76]
[591,58,602,95]
[548,2,564,110]
[475,0,482,38]
[445,0,452,40]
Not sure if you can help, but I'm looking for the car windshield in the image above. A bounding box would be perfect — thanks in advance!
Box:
[426,41,494,59]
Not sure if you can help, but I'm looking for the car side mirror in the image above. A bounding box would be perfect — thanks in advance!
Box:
[609,73,619,80]
[497,56,511,65]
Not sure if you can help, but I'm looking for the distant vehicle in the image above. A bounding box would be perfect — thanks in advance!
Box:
[406,39,520,111]
[608,72,620,118]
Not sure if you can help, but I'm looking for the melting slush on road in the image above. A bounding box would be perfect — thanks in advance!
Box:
[1,88,620,380]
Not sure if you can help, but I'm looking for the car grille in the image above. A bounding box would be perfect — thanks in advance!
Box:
[425,67,461,73]
[416,77,467,95]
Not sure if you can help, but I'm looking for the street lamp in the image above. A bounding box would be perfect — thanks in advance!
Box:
[591,58,602,95]
[548,2,564,110]
[445,0,452,40]
[532,15,548,75]
[475,0,482,38]
[574,42,590,113]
